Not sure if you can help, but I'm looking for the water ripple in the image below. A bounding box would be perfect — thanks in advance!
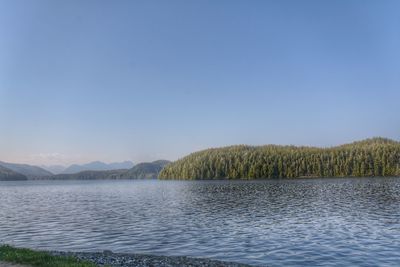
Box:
[1,178,400,266]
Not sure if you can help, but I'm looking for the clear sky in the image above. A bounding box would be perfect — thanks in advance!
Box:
[0,0,399,166]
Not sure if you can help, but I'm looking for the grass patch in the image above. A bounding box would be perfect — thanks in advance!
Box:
[0,245,97,267]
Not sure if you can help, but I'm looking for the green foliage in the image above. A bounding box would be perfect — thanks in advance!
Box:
[0,245,97,267]
[159,137,400,180]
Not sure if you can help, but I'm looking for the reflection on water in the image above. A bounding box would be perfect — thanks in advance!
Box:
[1,178,400,266]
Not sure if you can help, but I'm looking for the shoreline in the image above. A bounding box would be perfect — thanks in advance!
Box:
[2,175,400,183]
[49,250,255,267]
[0,245,254,267]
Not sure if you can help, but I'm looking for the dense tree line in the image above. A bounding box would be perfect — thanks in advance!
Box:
[159,138,400,180]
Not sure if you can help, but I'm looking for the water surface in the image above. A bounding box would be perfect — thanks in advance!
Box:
[1,178,400,266]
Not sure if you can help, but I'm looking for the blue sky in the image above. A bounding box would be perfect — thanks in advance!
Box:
[0,0,399,165]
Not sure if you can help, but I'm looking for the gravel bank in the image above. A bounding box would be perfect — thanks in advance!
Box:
[50,251,256,267]
[0,262,31,267]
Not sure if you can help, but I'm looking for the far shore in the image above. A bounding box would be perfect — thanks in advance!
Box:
[2,175,400,182]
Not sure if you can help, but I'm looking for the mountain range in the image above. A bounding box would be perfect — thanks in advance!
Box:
[119,160,170,179]
[60,161,134,174]
[3,137,399,181]
[40,165,66,175]
[0,160,169,180]
[0,165,27,181]
[0,161,52,179]
[41,160,169,180]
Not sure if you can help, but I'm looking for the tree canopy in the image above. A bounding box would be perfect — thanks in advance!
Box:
[159,137,400,180]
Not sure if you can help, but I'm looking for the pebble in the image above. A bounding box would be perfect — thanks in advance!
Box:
[49,251,257,267]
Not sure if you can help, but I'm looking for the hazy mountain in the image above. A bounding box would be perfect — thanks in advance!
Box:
[38,160,170,180]
[40,165,66,174]
[48,169,128,180]
[0,161,53,179]
[121,160,170,179]
[107,161,135,170]
[0,165,27,181]
[62,161,134,174]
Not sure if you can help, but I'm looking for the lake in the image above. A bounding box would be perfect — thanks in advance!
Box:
[1,178,400,266]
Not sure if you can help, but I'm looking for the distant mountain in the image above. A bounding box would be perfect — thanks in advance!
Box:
[41,160,170,180]
[121,160,171,179]
[0,165,27,181]
[62,161,134,174]
[107,161,135,170]
[0,161,53,179]
[48,169,128,180]
[40,165,66,174]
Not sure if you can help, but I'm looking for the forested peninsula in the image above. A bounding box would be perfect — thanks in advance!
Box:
[159,138,400,180]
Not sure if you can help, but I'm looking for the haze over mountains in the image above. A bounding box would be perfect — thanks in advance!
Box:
[49,160,170,180]
[0,161,52,179]
[59,161,134,174]
[40,161,135,174]
[40,165,66,175]
[0,165,27,181]
[119,160,170,179]
[0,160,169,180]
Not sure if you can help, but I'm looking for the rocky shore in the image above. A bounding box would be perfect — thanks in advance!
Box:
[50,251,255,267]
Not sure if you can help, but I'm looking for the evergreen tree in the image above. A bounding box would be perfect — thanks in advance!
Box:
[159,138,400,180]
